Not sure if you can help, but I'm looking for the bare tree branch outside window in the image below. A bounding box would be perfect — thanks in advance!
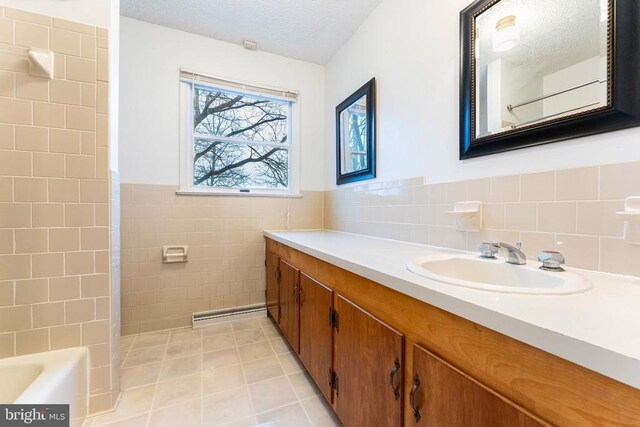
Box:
[192,85,290,189]
[348,109,367,171]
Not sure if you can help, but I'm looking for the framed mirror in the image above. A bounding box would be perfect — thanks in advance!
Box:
[336,78,376,185]
[460,0,640,159]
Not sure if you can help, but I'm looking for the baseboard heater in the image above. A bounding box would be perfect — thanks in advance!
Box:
[192,303,267,328]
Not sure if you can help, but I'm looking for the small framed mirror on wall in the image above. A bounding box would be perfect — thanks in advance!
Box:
[336,78,376,185]
[460,0,640,159]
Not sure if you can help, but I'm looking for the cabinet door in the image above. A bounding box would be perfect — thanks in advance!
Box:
[334,295,404,427]
[279,259,300,353]
[265,251,279,323]
[409,344,548,427]
[299,273,333,403]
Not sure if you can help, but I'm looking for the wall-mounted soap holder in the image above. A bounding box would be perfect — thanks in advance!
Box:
[617,197,640,245]
[28,48,54,79]
[444,201,482,232]
[0,47,55,79]
[162,245,189,263]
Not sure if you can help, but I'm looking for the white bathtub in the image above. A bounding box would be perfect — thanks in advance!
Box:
[0,347,88,426]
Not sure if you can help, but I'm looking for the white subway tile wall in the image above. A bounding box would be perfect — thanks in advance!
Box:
[0,7,117,413]
[120,185,323,336]
[324,163,640,276]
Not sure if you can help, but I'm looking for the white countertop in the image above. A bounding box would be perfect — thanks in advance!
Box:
[264,230,640,390]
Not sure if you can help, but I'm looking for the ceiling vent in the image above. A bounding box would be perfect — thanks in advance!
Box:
[243,40,258,51]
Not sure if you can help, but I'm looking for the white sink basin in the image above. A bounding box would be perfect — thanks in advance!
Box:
[407,254,592,295]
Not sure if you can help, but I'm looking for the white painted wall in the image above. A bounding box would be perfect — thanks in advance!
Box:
[0,0,111,28]
[501,61,542,129]
[119,18,326,190]
[324,0,640,188]
[543,57,607,117]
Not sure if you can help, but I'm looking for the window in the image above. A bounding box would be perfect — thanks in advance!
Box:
[179,72,299,195]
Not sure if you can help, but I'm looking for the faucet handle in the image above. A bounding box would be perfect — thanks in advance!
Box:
[479,242,499,259]
[538,251,565,271]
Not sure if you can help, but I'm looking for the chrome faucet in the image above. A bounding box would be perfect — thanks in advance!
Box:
[478,242,499,259]
[538,251,565,272]
[498,242,527,265]
[478,241,526,265]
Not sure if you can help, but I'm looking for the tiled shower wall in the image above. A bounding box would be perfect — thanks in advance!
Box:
[109,171,121,410]
[325,161,640,277]
[120,184,323,335]
[0,7,118,413]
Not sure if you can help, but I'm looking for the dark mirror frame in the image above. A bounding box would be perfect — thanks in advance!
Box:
[336,78,376,185]
[460,0,640,160]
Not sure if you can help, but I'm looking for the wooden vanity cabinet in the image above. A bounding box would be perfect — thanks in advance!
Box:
[278,259,300,353]
[265,237,640,426]
[333,295,404,427]
[265,251,279,322]
[409,343,547,427]
[267,260,404,426]
[298,273,334,402]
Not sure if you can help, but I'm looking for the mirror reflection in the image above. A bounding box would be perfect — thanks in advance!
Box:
[474,0,609,139]
[339,94,368,174]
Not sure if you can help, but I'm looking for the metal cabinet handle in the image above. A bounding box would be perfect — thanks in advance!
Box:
[389,358,401,400]
[410,374,421,423]
[298,285,304,305]
[294,284,299,302]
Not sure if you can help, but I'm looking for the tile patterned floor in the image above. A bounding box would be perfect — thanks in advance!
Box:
[86,317,341,427]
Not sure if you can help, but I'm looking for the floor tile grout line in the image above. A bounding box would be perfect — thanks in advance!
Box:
[91,341,164,427]
[201,383,247,401]
[265,316,333,426]
[145,335,169,427]
[123,326,193,340]
[123,334,291,407]
[147,395,202,412]
[260,317,315,425]
[95,411,149,427]
[117,333,137,368]
[253,400,312,418]
[104,318,338,427]
[298,396,319,427]
[284,370,315,426]
[232,320,259,425]
[120,355,163,370]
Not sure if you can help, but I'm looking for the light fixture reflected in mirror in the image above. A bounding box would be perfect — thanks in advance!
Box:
[492,15,520,52]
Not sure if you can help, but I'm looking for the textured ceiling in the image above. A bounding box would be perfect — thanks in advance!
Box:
[476,0,607,76]
[120,0,382,64]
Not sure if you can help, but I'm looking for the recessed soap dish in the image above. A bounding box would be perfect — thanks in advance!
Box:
[444,201,482,232]
[162,245,189,263]
[616,197,640,244]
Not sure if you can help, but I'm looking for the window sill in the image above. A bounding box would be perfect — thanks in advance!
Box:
[176,189,303,198]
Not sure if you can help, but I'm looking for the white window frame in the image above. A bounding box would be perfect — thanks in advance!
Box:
[178,75,301,197]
